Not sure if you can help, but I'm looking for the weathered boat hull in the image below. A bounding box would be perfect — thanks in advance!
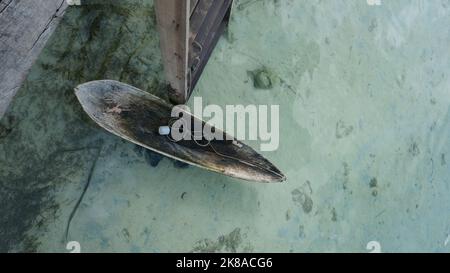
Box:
[75,80,286,183]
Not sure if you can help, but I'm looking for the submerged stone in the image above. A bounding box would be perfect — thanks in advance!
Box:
[249,67,278,89]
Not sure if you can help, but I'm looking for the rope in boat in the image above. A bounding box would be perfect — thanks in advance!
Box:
[162,118,284,180]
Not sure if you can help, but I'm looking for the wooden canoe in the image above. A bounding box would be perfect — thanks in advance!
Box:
[74,80,285,183]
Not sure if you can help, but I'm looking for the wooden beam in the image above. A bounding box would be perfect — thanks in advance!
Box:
[154,0,190,105]
[188,0,233,97]
[0,0,68,118]
[155,0,233,104]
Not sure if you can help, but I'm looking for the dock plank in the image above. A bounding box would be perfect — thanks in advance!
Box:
[0,0,68,118]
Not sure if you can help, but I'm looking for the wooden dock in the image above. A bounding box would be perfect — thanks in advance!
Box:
[0,0,68,118]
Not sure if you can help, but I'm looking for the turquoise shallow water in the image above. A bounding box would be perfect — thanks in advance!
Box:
[0,0,449,252]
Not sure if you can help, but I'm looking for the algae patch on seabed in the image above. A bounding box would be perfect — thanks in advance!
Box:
[291,187,313,214]
[191,228,253,253]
